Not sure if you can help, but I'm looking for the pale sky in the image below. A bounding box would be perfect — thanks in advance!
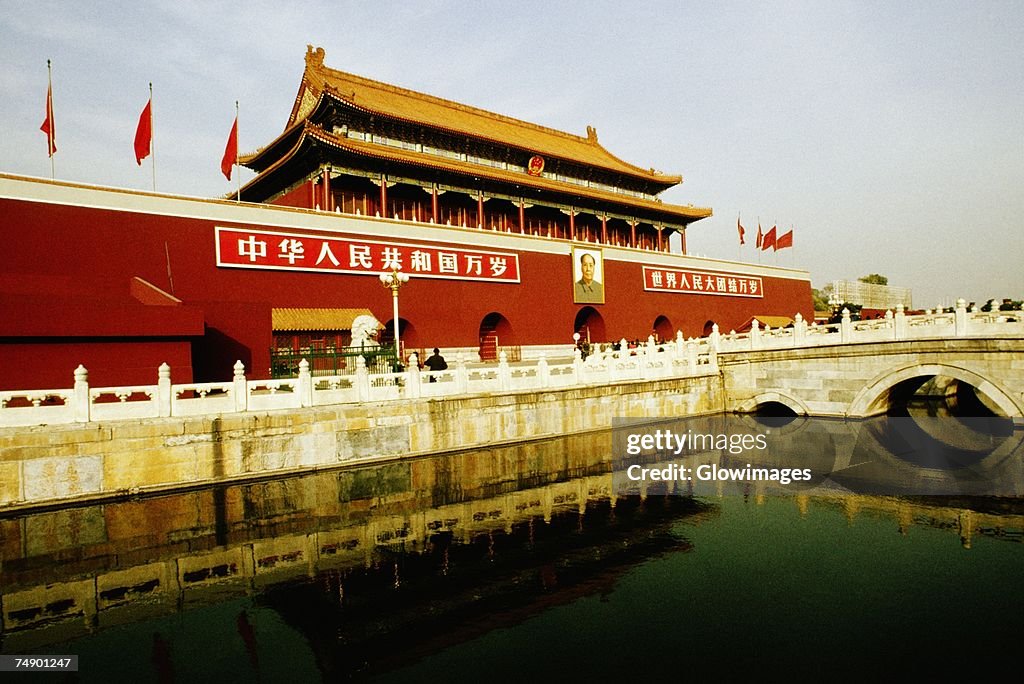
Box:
[2,0,1022,307]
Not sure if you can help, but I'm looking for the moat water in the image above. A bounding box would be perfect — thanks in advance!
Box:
[2,406,1023,680]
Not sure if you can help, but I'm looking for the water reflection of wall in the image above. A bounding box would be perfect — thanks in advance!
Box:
[0,431,621,642]
[2,428,1022,653]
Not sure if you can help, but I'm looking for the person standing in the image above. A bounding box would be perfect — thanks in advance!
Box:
[423,347,448,381]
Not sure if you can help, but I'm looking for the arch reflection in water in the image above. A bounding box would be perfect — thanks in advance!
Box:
[613,414,1024,497]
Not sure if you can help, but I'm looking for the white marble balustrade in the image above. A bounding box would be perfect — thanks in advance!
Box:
[1,301,1021,429]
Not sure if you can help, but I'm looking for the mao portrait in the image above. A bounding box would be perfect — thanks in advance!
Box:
[572,247,604,304]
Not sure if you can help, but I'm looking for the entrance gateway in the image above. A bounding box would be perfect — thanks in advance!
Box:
[0,46,811,390]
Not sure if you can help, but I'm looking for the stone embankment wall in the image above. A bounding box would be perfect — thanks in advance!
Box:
[0,375,723,510]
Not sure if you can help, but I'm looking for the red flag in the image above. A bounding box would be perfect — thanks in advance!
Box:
[776,229,793,250]
[755,223,763,249]
[737,217,745,245]
[761,225,777,251]
[40,83,56,156]
[221,115,238,180]
[134,98,152,165]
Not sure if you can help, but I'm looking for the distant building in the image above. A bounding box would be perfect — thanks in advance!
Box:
[832,280,912,310]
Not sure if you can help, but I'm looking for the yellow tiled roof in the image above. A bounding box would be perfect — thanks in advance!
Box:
[272,308,376,331]
[248,123,710,222]
[291,46,683,186]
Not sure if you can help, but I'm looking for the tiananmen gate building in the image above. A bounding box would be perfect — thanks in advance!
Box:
[1,46,812,390]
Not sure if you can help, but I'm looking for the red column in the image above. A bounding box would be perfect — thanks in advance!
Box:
[519,200,525,233]
[601,216,607,244]
[569,210,576,241]
[379,175,387,217]
[656,226,663,251]
[630,221,637,248]
[681,227,687,255]
[432,186,439,223]
[322,168,331,210]
[477,192,484,228]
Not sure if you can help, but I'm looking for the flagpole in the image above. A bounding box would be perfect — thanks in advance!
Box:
[235,100,241,202]
[737,213,741,262]
[46,60,55,180]
[757,217,761,264]
[149,82,156,192]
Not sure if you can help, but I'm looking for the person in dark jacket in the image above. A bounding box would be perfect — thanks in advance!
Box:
[423,348,448,381]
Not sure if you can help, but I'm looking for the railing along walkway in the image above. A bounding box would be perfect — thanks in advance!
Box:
[0,338,716,428]
[706,303,1022,354]
[2,302,1021,429]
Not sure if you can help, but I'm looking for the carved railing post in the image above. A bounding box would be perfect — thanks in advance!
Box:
[355,355,370,401]
[793,312,806,346]
[955,298,967,337]
[840,308,852,343]
[406,353,421,398]
[709,324,720,352]
[498,350,511,390]
[675,330,685,357]
[233,360,248,412]
[642,337,656,380]
[687,339,698,373]
[455,353,469,394]
[537,353,550,388]
[158,363,172,417]
[895,304,907,340]
[73,364,90,423]
[298,358,313,407]
[750,319,761,349]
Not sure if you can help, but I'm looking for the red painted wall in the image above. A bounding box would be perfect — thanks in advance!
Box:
[0,339,193,390]
[271,181,316,209]
[2,195,812,388]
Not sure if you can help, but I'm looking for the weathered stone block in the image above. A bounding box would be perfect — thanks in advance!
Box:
[23,455,103,501]
[103,447,197,492]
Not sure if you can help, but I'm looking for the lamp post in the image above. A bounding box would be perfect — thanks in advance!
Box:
[379,268,410,363]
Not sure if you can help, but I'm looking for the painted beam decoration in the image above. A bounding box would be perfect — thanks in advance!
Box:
[216,227,520,283]
[643,266,763,298]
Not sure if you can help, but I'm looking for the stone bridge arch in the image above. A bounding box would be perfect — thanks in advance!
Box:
[734,391,811,416]
[848,363,1023,419]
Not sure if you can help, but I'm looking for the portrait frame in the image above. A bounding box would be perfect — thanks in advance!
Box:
[572,246,605,305]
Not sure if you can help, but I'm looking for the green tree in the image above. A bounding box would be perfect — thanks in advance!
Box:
[811,283,833,311]
[828,302,862,323]
[858,273,888,285]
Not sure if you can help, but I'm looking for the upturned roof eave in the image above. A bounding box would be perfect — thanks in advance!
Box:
[290,48,686,189]
[241,124,711,223]
[317,90,685,189]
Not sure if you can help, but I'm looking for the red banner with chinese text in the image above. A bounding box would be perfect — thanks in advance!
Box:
[215,227,521,283]
[643,266,764,298]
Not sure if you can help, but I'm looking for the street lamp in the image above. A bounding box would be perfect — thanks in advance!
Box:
[379,268,410,362]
